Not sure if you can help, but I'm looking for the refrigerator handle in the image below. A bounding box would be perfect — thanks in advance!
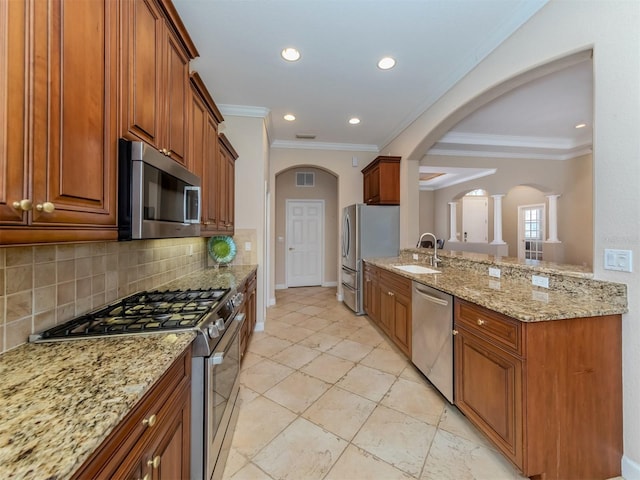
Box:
[342,213,350,258]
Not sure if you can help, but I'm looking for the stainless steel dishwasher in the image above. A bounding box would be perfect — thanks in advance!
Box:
[411,281,454,403]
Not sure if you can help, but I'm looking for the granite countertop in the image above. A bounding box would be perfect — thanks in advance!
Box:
[0,332,195,480]
[0,264,258,480]
[365,256,627,322]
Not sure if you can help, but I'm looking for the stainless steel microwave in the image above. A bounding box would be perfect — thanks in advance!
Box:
[118,139,201,240]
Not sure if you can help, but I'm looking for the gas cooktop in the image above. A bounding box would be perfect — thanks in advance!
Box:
[30,288,230,341]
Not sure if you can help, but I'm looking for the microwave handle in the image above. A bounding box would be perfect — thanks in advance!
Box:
[184,186,201,224]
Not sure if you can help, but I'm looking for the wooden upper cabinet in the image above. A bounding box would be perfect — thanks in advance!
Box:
[218,134,238,233]
[188,72,224,234]
[121,0,198,166]
[361,155,400,205]
[0,0,118,244]
[0,0,28,225]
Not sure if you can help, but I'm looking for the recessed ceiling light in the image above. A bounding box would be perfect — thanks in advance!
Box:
[284,114,296,121]
[349,117,361,125]
[377,57,396,70]
[281,47,301,62]
[575,123,587,129]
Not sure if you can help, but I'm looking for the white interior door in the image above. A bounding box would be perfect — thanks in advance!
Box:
[462,196,488,243]
[286,200,324,287]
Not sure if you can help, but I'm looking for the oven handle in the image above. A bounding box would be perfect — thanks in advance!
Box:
[209,313,245,364]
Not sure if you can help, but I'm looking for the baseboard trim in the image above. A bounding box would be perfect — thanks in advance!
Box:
[623,454,640,479]
[268,297,276,306]
[275,284,286,290]
[322,281,338,287]
[336,293,343,302]
[254,321,265,332]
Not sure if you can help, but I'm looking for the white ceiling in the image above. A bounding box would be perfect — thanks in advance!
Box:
[172,0,557,154]
[173,0,593,193]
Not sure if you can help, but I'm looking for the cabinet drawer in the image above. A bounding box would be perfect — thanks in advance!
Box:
[379,269,411,297]
[455,299,522,355]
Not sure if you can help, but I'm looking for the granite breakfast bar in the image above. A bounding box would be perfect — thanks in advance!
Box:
[364,249,627,480]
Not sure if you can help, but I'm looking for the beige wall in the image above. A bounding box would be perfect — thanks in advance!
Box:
[0,238,207,354]
[423,153,593,267]
[384,1,640,473]
[221,115,269,327]
[274,168,338,287]
[269,148,377,304]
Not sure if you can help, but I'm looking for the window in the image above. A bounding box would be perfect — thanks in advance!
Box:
[520,205,544,260]
[296,172,314,187]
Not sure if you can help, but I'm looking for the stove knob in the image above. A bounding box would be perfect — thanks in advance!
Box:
[215,318,225,331]
[234,292,244,306]
[207,325,220,338]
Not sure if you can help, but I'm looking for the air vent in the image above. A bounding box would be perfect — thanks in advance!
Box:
[296,172,315,187]
[295,133,316,139]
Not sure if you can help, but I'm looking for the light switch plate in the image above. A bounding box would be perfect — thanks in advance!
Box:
[412,253,419,260]
[245,242,252,251]
[604,249,633,272]
[489,267,501,278]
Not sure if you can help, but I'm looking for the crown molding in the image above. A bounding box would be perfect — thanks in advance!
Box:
[219,104,270,118]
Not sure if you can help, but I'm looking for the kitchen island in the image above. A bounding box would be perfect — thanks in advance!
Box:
[0,264,257,480]
[364,250,626,480]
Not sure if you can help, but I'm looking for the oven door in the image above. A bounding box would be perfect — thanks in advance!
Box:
[205,312,244,480]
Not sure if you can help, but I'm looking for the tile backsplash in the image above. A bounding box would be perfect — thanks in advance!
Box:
[0,237,208,353]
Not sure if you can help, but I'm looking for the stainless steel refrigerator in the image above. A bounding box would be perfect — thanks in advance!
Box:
[341,204,400,314]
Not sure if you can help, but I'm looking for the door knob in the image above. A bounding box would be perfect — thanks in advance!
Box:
[36,202,55,213]
[12,199,32,211]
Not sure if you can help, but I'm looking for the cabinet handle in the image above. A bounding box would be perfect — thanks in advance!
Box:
[452,329,459,335]
[476,319,485,326]
[36,202,55,213]
[142,414,157,428]
[136,474,150,480]
[148,456,161,469]
[12,199,33,211]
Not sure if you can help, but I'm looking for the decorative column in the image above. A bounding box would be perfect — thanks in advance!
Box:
[546,194,561,243]
[490,194,506,245]
[448,202,458,242]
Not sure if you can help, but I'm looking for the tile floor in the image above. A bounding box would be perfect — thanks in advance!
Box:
[221,286,529,480]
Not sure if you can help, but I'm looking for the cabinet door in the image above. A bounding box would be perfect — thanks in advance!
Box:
[147,389,190,480]
[454,327,523,468]
[163,29,189,165]
[0,0,28,224]
[364,165,380,204]
[188,86,206,199]
[122,0,163,147]
[31,0,117,226]
[201,116,219,231]
[379,288,394,335]
[225,152,235,232]
[391,290,411,357]
[217,142,229,230]
[363,266,380,324]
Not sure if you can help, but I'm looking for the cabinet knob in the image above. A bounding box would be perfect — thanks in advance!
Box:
[12,199,33,211]
[142,413,157,428]
[137,474,150,480]
[476,319,485,326]
[388,291,394,297]
[36,202,55,213]
[148,455,161,469]
[452,329,459,336]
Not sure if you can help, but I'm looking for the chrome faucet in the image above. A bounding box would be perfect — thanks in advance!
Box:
[417,232,440,266]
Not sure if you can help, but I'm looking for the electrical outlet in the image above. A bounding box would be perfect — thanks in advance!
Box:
[489,267,501,278]
[532,275,549,288]
[245,242,252,251]
[489,280,501,290]
[412,253,419,260]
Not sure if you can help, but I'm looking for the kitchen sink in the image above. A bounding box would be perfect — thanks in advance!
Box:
[392,264,441,274]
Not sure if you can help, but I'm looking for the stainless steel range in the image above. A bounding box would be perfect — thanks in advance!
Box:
[29,287,245,480]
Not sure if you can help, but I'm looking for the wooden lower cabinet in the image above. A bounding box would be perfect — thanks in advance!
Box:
[363,263,411,358]
[454,298,622,480]
[73,347,192,480]
[240,271,257,360]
